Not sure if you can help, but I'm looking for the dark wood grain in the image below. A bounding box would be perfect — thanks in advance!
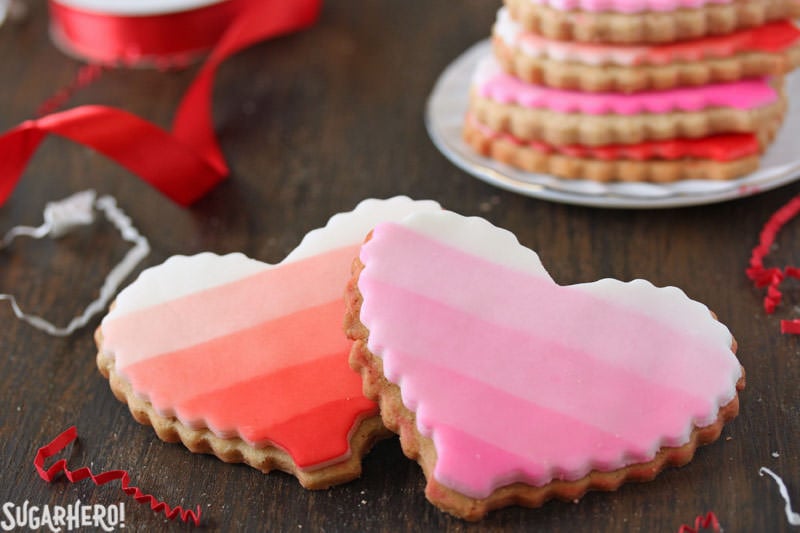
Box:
[1,1,799,531]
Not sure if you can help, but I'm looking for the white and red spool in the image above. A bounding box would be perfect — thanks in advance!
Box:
[48,0,246,67]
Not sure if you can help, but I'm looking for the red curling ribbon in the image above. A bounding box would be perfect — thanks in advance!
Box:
[0,0,321,206]
[746,194,800,334]
[676,511,721,533]
[35,426,202,525]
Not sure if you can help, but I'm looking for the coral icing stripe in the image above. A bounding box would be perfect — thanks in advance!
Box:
[360,223,738,399]
[526,0,733,14]
[120,300,351,409]
[476,60,777,114]
[103,245,360,366]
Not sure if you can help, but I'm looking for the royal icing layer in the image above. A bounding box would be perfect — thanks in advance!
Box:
[496,8,800,66]
[469,114,761,162]
[357,211,742,498]
[474,56,777,114]
[524,0,732,14]
[101,196,441,469]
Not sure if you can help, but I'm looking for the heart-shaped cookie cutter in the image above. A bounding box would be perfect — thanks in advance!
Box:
[0,190,149,336]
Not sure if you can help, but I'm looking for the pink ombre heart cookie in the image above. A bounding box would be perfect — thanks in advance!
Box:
[345,210,744,519]
[96,197,440,488]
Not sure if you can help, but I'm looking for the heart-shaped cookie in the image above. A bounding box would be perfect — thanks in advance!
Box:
[346,210,744,519]
[96,196,440,488]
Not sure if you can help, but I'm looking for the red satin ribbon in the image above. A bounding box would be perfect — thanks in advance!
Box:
[0,0,321,206]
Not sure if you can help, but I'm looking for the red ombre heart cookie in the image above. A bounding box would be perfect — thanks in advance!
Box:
[96,197,440,488]
[345,210,744,519]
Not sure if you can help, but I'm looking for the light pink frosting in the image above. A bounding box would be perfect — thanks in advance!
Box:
[474,56,777,114]
[525,0,733,14]
[357,211,742,499]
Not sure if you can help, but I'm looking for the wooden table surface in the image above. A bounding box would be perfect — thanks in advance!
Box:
[1,1,799,531]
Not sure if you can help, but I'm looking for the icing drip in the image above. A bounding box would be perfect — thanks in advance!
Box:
[357,211,741,498]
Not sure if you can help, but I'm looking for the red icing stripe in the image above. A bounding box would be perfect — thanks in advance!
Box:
[152,351,375,467]
[647,21,800,63]
[470,116,760,162]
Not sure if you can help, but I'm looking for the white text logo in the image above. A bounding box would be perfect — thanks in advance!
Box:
[1,500,125,532]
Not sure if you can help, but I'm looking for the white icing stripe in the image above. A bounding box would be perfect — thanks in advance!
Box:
[397,210,552,279]
[109,253,268,318]
[103,248,355,367]
[284,197,441,262]
[494,7,649,66]
[107,196,440,317]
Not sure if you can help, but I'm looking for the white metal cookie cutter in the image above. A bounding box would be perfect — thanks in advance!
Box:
[0,190,149,336]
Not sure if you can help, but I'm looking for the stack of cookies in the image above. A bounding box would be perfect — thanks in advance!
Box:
[464,0,800,182]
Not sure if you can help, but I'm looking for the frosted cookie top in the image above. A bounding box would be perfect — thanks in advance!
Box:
[473,55,778,114]
[101,197,440,469]
[357,210,742,498]
[495,7,800,66]
[523,0,733,14]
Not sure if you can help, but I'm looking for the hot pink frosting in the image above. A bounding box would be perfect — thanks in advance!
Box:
[526,0,733,14]
[475,57,777,114]
[357,212,742,498]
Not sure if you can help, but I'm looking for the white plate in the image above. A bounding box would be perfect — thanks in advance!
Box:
[425,40,800,209]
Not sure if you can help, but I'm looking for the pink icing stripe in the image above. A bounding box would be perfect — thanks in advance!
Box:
[431,423,548,498]
[103,245,359,367]
[368,285,713,448]
[120,300,350,411]
[393,356,664,496]
[360,223,737,400]
[478,69,777,114]
[527,0,733,14]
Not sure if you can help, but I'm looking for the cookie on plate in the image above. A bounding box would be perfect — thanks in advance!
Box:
[504,0,800,44]
[464,54,786,182]
[96,196,440,489]
[345,209,744,519]
[493,7,800,92]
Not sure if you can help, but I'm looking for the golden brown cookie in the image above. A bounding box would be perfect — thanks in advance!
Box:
[505,0,800,44]
[493,9,800,92]
[467,56,786,146]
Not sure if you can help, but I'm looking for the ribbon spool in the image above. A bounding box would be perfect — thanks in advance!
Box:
[0,0,322,206]
[49,0,243,68]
